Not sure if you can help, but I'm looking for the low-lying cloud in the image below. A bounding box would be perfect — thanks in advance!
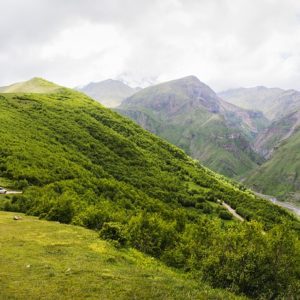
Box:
[1,0,300,91]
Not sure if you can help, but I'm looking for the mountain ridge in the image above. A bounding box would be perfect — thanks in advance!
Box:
[0,77,62,93]
[118,75,267,177]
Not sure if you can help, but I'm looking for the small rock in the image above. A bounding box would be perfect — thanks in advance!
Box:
[13,216,22,220]
[26,264,31,268]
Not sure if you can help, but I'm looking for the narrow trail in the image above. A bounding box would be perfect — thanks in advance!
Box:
[4,191,22,195]
[222,202,244,221]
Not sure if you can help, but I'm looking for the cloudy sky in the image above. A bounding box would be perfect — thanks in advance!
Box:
[1,0,300,91]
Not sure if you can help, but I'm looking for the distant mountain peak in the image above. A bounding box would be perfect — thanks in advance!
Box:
[0,77,61,93]
[176,75,200,82]
[77,79,140,108]
[120,75,220,115]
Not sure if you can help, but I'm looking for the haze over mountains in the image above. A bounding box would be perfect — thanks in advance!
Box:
[77,79,140,108]
[220,86,300,201]
[219,87,300,121]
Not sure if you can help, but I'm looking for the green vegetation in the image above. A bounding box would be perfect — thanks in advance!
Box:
[0,211,243,299]
[220,86,300,202]
[0,77,62,93]
[0,81,299,298]
[246,126,300,202]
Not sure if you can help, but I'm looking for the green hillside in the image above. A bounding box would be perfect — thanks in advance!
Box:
[246,126,300,202]
[0,77,62,93]
[0,80,299,298]
[0,211,242,300]
[118,76,266,177]
[221,86,300,202]
[119,108,262,178]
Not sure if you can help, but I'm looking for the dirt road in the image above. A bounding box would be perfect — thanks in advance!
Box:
[5,191,22,195]
[222,202,244,221]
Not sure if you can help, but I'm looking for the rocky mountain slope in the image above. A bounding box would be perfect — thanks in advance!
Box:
[245,125,300,202]
[118,76,267,177]
[220,86,300,201]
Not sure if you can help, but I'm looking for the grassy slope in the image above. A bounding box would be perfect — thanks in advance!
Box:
[119,108,259,178]
[0,88,291,226]
[246,127,300,201]
[0,77,61,93]
[0,211,241,300]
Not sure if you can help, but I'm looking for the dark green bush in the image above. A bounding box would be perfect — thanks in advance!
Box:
[218,210,233,220]
[99,222,127,246]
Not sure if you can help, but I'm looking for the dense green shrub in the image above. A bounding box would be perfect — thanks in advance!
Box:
[127,213,177,257]
[99,222,127,246]
[218,209,233,220]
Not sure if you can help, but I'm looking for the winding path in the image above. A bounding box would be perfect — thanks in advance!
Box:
[6,191,22,194]
[222,201,244,221]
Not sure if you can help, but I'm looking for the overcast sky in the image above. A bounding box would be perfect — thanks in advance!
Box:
[1,0,300,91]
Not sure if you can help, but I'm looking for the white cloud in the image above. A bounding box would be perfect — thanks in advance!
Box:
[1,0,300,91]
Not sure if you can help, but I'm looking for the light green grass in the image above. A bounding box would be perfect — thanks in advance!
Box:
[0,211,242,300]
[0,78,61,93]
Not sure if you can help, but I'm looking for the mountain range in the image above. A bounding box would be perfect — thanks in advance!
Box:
[117,76,268,178]
[0,77,299,298]
[106,76,300,203]
[221,86,300,201]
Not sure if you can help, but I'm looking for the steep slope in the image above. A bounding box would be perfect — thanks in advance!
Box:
[220,86,300,201]
[254,110,300,158]
[0,211,242,300]
[0,80,298,298]
[77,79,139,107]
[246,125,300,202]
[118,76,266,177]
[0,77,62,93]
[0,80,285,226]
